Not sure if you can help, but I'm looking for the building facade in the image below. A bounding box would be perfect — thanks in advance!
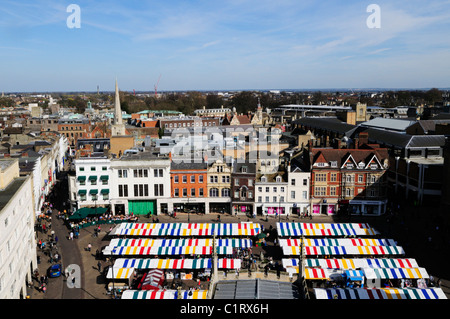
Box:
[0,160,37,299]
[310,145,389,216]
[206,158,232,214]
[231,160,256,216]
[170,161,208,214]
[110,152,171,215]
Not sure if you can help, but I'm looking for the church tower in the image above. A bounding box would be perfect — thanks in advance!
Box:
[111,79,126,136]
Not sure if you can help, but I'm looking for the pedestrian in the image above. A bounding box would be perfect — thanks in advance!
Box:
[87,243,92,251]
[69,231,73,240]
[97,261,102,272]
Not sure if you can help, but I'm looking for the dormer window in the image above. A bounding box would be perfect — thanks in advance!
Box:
[358,162,365,169]
[261,176,267,182]
[241,166,247,173]
[330,161,337,168]
[276,176,282,183]
[346,163,353,169]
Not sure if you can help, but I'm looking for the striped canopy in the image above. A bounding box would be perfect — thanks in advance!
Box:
[279,238,397,247]
[113,222,261,236]
[277,222,379,237]
[363,267,429,279]
[314,288,447,300]
[107,246,215,256]
[108,238,251,249]
[282,245,405,256]
[121,289,208,299]
[114,258,212,270]
[113,258,241,270]
[106,267,135,279]
[304,268,329,279]
[301,258,418,270]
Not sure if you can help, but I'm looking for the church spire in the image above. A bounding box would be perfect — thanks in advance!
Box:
[114,78,123,125]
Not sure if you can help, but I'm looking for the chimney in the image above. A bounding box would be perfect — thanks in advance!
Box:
[358,132,369,147]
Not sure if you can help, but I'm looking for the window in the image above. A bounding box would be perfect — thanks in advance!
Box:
[210,188,219,197]
[315,173,326,182]
[91,167,96,171]
[265,187,270,192]
[314,187,326,196]
[118,185,128,197]
[280,187,285,192]
[258,196,262,202]
[280,196,284,202]
[276,176,281,183]
[182,188,187,197]
[273,187,277,193]
[79,167,85,171]
[174,176,179,183]
[302,191,308,199]
[291,179,296,186]
[248,179,253,186]
[102,167,107,171]
[235,179,239,186]
[330,173,337,182]
[199,188,204,197]
[273,196,277,202]
[182,175,187,183]
[303,179,308,186]
[265,196,269,202]
[222,188,230,197]
[358,175,364,183]
[198,176,204,183]
[191,188,195,196]
[118,169,127,178]
[330,187,336,196]
[258,187,263,192]
[174,188,179,197]
[191,175,196,183]
[291,191,295,199]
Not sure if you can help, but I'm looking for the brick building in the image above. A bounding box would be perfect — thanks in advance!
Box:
[310,139,389,216]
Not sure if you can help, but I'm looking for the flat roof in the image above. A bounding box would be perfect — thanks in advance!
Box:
[0,177,28,212]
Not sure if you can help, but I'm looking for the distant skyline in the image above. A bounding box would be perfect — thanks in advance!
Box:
[1,0,450,92]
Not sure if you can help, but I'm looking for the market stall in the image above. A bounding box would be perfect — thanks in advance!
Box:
[121,289,208,299]
[276,222,379,237]
[137,269,165,290]
[314,287,447,299]
[112,222,262,237]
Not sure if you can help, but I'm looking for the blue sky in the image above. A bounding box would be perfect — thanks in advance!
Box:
[1,0,450,92]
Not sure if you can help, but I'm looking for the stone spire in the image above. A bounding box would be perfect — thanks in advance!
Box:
[111,78,126,136]
[114,78,123,125]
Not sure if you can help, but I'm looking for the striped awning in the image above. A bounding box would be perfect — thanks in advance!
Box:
[106,267,135,279]
[109,246,214,256]
[217,258,242,269]
[279,238,397,247]
[314,288,447,300]
[112,222,261,236]
[277,222,379,237]
[304,268,329,280]
[107,238,251,249]
[283,245,405,256]
[121,289,208,299]
[363,267,429,279]
[114,258,212,270]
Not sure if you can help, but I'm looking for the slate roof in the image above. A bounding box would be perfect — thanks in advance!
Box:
[213,279,299,299]
[293,117,357,136]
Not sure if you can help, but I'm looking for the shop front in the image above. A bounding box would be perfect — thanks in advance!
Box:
[232,203,254,216]
[348,200,386,216]
[312,200,337,216]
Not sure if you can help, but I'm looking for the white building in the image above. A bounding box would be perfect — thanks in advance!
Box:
[110,151,171,215]
[0,159,37,299]
[255,173,289,217]
[286,160,311,216]
[69,157,111,212]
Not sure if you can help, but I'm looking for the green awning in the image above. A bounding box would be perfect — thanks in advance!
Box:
[78,189,87,195]
[77,176,86,181]
[68,207,109,220]
[89,176,97,181]
[101,189,110,194]
[100,175,109,180]
[89,189,98,195]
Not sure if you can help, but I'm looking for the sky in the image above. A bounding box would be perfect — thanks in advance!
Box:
[1,0,450,92]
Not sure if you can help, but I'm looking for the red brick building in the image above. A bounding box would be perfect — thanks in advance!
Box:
[310,140,389,216]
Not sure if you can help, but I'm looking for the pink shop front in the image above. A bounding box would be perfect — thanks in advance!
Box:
[311,200,338,216]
